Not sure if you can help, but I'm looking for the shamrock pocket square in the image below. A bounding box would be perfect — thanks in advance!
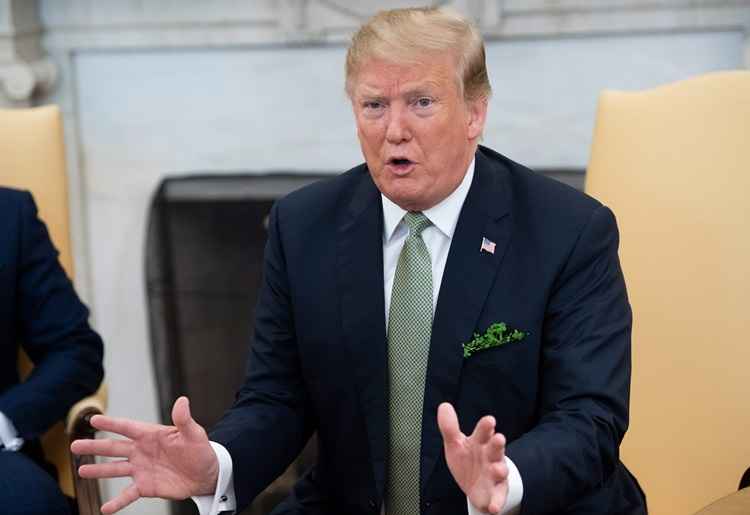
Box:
[463,322,527,358]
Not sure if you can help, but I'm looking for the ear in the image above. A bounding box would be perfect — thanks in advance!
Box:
[466,98,488,140]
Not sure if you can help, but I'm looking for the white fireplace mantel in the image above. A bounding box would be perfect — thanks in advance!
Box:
[30,0,750,303]
[30,0,750,302]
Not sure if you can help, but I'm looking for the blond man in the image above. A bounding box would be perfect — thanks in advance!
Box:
[74,7,646,515]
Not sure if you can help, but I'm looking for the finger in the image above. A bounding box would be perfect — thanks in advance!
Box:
[469,415,496,445]
[101,483,140,514]
[488,489,507,514]
[171,396,205,439]
[90,414,152,440]
[437,403,463,446]
[490,460,509,482]
[486,432,507,462]
[78,460,132,479]
[70,438,133,458]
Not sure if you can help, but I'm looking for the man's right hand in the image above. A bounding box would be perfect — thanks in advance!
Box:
[71,396,219,514]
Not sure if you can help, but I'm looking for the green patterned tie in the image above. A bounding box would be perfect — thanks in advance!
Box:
[386,211,433,515]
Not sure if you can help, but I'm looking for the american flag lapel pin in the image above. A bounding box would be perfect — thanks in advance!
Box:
[480,237,496,254]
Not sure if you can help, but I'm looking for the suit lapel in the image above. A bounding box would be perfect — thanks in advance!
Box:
[336,167,389,499]
[420,148,514,493]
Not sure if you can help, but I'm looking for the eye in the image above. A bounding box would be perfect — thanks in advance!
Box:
[414,97,434,108]
[360,99,386,119]
[362,100,384,110]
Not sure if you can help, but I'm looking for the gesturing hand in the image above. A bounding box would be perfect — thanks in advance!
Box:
[71,396,219,514]
[437,403,509,514]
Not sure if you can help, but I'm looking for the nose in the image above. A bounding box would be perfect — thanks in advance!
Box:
[385,104,412,144]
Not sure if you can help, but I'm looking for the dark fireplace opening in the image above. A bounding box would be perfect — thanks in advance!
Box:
[145,173,326,515]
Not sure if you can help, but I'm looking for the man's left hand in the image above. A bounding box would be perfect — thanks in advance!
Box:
[437,403,509,514]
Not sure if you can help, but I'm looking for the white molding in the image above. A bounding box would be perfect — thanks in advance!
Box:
[39,0,279,27]
[487,4,750,39]
[0,0,55,106]
[36,0,750,49]
[0,0,42,36]
[41,46,92,305]
[279,0,310,32]
[501,0,748,11]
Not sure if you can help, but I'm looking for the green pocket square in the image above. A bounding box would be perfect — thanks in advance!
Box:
[463,322,527,358]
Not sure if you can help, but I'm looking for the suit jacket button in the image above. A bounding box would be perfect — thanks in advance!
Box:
[368,500,377,511]
[425,501,432,508]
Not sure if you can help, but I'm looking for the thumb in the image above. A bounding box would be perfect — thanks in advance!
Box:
[437,402,463,446]
[172,396,202,437]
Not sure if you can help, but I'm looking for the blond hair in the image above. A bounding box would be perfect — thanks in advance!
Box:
[345,7,491,102]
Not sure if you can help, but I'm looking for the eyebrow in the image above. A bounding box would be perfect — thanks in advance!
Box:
[404,87,437,98]
[356,83,440,100]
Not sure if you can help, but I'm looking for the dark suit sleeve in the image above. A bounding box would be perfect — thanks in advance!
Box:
[209,201,314,512]
[0,191,104,439]
[505,205,632,514]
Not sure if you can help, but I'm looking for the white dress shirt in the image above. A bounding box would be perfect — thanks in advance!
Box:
[194,158,523,515]
[0,411,24,451]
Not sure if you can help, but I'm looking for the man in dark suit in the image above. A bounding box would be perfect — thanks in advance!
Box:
[0,187,104,514]
[73,7,646,515]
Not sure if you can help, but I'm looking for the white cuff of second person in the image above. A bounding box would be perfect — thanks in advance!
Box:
[467,455,523,515]
[191,442,236,515]
[0,411,24,451]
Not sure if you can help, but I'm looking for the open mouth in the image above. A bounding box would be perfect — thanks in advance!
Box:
[388,157,414,170]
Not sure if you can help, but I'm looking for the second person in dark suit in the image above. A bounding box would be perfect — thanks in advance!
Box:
[0,188,104,515]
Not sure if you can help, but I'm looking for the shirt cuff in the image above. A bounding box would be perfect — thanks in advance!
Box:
[467,455,523,515]
[0,411,24,451]
[191,442,237,515]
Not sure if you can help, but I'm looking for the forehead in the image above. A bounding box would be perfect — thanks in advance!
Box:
[353,54,458,97]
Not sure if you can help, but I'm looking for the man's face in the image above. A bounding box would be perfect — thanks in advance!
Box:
[351,54,487,212]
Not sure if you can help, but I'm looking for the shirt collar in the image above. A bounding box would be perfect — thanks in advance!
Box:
[381,157,475,242]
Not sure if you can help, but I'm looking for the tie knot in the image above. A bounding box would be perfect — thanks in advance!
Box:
[403,211,431,237]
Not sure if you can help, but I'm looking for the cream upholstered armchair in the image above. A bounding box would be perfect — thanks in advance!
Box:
[585,71,750,514]
[0,105,107,515]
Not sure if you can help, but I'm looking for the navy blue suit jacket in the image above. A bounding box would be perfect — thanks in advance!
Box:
[0,188,103,443]
[210,147,646,514]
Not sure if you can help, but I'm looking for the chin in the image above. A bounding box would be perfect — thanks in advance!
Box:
[387,192,426,212]
[375,174,430,210]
